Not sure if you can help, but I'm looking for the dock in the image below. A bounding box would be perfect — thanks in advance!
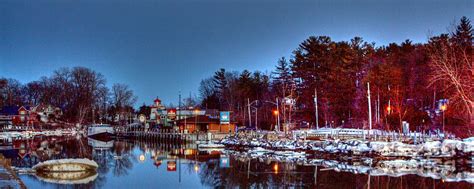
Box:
[116,131,230,142]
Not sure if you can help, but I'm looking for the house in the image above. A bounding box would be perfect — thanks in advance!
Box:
[0,105,35,126]
[150,98,169,126]
[176,115,236,134]
[17,106,41,126]
[0,104,62,126]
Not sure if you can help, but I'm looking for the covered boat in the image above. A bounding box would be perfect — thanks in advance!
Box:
[87,124,115,139]
[35,171,98,185]
[198,143,225,149]
[32,158,98,173]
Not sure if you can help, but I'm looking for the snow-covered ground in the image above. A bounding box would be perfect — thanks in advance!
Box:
[227,149,474,183]
[220,130,474,158]
[0,129,81,139]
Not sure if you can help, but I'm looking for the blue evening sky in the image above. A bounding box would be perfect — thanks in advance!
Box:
[1,0,472,106]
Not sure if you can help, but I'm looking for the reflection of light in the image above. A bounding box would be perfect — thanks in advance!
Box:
[194,164,199,172]
[139,154,146,162]
[273,164,279,173]
[221,159,228,164]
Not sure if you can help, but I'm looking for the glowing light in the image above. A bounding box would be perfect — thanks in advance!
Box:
[441,104,447,111]
[194,164,199,172]
[273,110,279,116]
[386,106,391,112]
[139,154,146,162]
[273,164,279,173]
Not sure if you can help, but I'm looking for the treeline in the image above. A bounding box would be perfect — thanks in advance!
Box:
[0,67,137,125]
[199,16,473,132]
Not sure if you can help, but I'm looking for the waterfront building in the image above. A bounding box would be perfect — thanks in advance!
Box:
[176,115,236,134]
[0,104,62,127]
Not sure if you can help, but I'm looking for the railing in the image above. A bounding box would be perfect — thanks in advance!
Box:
[296,128,452,142]
[116,130,231,141]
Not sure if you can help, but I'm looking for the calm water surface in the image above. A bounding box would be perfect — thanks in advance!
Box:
[1,136,473,189]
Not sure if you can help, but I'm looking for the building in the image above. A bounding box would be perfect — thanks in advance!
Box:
[176,115,236,134]
[150,98,171,126]
[0,104,62,127]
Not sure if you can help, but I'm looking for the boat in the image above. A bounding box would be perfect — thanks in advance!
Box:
[32,158,99,173]
[87,124,115,139]
[198,143,225,149]
[87,137,114,149]
[35,171,98,185]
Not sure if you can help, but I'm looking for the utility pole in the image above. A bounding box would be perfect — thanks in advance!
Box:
[179,92,181,120]
[314,88,319,130]
[276,97,281,133]
[248,98,251,129]
[377,90,380,124]
[255,108,258,130]
[367,82,372,130]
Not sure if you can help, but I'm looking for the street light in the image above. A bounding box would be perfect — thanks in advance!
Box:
[273,110,279,131]
[273,110,279,116]
[386,105,391,114]
[441,104,447,136]
[247,100,259,130]
[266,98,281,132]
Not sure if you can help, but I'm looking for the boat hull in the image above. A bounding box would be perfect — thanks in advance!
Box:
[35,171,98,185]
[33,158,99,173]
[87,132,115,141]
[87,125,115,140]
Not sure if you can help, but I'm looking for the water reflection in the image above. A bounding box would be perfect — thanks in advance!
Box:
[0,136,472,188]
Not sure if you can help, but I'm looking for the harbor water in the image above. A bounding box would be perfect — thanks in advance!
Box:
[0,136,473,188]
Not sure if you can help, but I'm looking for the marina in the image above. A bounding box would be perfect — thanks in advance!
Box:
[1,0,473,188]
[0,135,471,188]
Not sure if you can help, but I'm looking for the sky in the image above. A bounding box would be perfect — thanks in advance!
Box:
[0,0,473,107]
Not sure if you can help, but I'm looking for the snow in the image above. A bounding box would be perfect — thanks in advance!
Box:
[227,148,474,183]
[0,129,79,139]
[33,158,98,172]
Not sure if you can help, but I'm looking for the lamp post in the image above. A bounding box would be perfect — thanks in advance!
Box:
[441,104,447,136]
[266,98,281,132]
[247,100,259,130]
[273,110,279,131]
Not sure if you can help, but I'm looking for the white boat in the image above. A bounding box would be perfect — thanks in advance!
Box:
[198,143,225,149]
[32,158,99,172]
[32,158,99,185]
[35,171,98,185]
[87,124,115,139]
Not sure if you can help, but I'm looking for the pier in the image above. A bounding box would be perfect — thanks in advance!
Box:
[116,130,230,142]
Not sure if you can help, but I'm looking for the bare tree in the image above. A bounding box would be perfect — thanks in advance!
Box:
[112,83,137,124]
[70,67,107,125]
[428,17,473,125]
